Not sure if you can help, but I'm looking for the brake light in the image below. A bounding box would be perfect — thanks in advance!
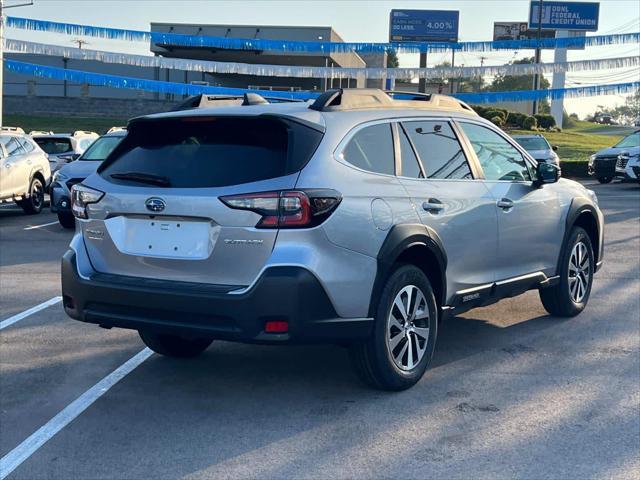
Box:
[220,189,341,229]
[71,184,104,219]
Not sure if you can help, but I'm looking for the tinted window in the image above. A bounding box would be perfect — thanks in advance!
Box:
[615,132,639,148]
[342,123,395,176]
[80,135,124,161]
[398,125,422,178]
[403,121,472,179]
[78,138,95,150]
[0,136,26,156]
[459,123,531,182]
[18,138,35,153]
[33,138,73,154]
[101,117,323,188]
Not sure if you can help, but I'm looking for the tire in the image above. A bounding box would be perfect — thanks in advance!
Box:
[138,331,212,358]
[57,212,75,229]
[540,227,594,317]
[349,264,438,391]
[17,177,45,214]
[597,176,612,184]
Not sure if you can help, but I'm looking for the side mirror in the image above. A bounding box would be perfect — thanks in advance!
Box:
[552,145,558,151]
[534,161,560,187]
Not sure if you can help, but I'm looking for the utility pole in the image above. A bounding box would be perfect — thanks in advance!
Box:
[532,0,544,115]
[449,49,455,94]
[0,0,34,126]
[72,39,89,49]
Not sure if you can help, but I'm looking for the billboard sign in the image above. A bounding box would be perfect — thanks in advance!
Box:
[529,1,600,31]
[389,10,459,42]
[493,22,555,41]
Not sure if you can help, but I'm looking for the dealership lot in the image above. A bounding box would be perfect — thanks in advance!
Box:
[0,181,638,479]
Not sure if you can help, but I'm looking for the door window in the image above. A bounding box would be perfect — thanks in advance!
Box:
[459,123,532,182]
[341,123,395,176]
[402,121,472,179]
[18,137,35,153]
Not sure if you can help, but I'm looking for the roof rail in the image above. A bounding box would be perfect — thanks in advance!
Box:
[309,88,477,115]
[28,130,53,136]
[73,130,98,137]
[107,126,127,134]
[173,93,305,111]
[1,126,25,134]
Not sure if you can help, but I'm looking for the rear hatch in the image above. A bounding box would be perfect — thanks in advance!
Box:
[81,114,323,287]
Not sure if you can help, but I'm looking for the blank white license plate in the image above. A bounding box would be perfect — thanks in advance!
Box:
[116,218,210,259]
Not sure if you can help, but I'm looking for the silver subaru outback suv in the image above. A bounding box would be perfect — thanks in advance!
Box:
[62,89,604,390]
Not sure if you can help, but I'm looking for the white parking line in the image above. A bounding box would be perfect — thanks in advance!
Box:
[0,348,153,479]
[0,297,62,331]
[23,221,59,231]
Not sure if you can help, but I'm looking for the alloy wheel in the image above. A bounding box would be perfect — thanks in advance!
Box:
[386,285,430,371]
[568,241,590,303]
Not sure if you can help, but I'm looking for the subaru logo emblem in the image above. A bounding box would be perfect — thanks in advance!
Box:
[145,197,166,212]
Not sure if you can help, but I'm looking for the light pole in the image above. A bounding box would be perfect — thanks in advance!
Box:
[0,0,34,126]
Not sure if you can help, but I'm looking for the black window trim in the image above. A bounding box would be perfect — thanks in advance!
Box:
[453,118,538,184]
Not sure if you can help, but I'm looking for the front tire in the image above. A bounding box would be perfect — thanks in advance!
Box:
[597,176,612,184]
[139,331,212,358]
[540,227,594,317]
[17,177,45,214]
[349,265,438,391]
[57,212,75,229]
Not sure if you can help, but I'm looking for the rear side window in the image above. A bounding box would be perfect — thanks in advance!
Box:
[402,121,472,180]
[398,125,423,178]
[100,117,323,188]
[1,136,26,156]
[341,123,395,176]
[34,138,73,155]
[18,138,35,153]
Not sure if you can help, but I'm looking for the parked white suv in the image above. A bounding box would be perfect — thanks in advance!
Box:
[0,127,51,214]
[31,131,98,174]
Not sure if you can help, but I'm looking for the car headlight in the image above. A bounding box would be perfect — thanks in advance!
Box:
[589,154,596,166]
[52,171,68,183]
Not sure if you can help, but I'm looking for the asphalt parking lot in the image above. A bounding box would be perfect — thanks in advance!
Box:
[0,180,638,480]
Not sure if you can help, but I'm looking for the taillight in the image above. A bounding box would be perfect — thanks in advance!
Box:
[220,189,341,229]
[71,184,104,219]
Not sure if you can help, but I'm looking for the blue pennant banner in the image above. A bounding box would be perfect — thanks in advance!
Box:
[6,16,640,53]
[5,60,639,104]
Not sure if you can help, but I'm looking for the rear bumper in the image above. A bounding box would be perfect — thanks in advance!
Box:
[61,251,373,343]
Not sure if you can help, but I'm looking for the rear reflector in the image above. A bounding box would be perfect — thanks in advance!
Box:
[264,320,289,333]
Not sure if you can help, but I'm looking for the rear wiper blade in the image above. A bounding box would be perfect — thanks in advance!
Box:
[109,172,171,187]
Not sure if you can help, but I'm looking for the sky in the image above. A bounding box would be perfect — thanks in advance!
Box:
[4,0,640,118]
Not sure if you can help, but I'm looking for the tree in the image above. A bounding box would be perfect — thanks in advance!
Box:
[386,49,399,68]
[488,57,550,113]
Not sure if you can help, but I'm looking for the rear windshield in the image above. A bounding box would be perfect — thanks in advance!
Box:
[80,135,124,161]
[33,137,73,154]
[100,116,323,188]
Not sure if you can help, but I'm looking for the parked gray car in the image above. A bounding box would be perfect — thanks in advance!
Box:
[62,89,604,390]
[512,134,560,166]
[51,129,126,228]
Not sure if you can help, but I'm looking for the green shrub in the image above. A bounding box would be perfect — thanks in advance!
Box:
[506,112,527,128]
[534,114,556,129]
[490,115,504,127]
[523,116,537,130]
[484,109,507,121]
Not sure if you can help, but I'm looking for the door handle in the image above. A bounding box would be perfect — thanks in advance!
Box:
[422,198,445,213]
[497,198,514,210]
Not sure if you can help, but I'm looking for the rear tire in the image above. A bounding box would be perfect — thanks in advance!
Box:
[349,265,438,391]
[17,177,45,214]
[57,212,75,229]
[139,331,212,358]
[540,227,594,317]
[597,176,612,184]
